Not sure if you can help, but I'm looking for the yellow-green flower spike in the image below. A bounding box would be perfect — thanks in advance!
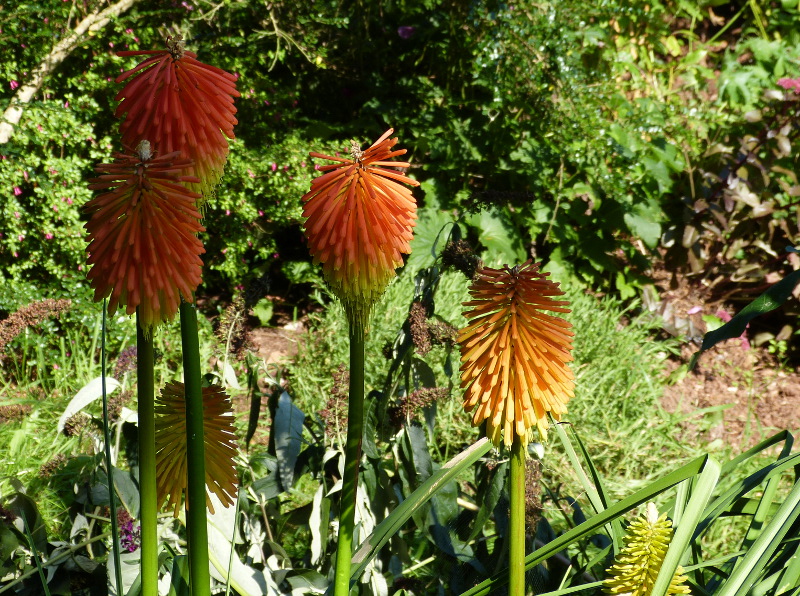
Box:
[604,503,691,596]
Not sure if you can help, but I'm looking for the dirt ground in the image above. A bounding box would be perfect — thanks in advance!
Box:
[648,265,800,450]
[662,340,800,449]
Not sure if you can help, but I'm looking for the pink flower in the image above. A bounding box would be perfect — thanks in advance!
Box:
[17,234,24,241]
[225,209,231,216]
[14,211,20,218]
[271,162,277,171]
[45,233,54,240]
[13,186,22,196]
[258,210,264,217]
[777,77,800,94]
[10,80,19,90]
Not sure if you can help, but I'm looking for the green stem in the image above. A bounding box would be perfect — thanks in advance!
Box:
[137,314,158,596]
[180,301,211,596]
[333,320,366,596]
[509,437,527,596]
[102,302,123,595]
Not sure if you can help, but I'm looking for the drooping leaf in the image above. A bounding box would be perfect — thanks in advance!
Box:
[57,376,121,433]
[273,391,304,490]
[690,269,800,370]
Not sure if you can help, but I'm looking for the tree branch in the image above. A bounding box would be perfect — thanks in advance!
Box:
[0,0,141,145]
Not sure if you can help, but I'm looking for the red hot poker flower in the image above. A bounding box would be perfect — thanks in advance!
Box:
[302,129,419,324]
[84,141,205,331]
[459,261,575,446]
[115,36,239,198]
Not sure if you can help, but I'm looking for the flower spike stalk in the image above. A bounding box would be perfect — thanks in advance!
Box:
[101,39,239,596]
[85,141,206,596]
[458,261,575,595]
[302,130,418,595]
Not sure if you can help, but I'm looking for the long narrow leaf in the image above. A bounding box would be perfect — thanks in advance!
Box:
[460,455,710,596]
[651,457,721,596]
[689,270,800,370]
[716,479,800,596]
[350,438,492,582]
[554,423,622,551]
[696,452,800,539]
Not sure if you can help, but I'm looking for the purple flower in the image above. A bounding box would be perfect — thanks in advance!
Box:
[397,26,416,39]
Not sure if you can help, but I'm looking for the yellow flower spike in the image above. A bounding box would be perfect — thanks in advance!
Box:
[604,503,692,596]
[154,382,239,517]
[302,129,419,326]
[458,261,574,447]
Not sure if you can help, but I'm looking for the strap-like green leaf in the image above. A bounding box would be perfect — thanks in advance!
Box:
[460,455,711,596]
[350,438,492,584]
[689,269,800,370]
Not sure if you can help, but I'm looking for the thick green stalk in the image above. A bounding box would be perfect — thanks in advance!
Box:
[180,301,211,596]
[101,303,123,595]
[333,320,367,596]
[136,314,158,596]
[509,437,526,596]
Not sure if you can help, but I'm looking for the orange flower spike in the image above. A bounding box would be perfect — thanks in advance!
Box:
[302,129,419,324]
[115,36,240,198]
[84,141,205,331]
[458,261,575,447]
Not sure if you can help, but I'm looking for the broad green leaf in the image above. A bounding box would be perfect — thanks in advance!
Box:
[467,209,526,266]
[406,204,456,274]
[205,494,280,595]
[623,204,661,248]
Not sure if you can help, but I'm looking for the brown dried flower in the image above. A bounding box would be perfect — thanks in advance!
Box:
[0,299,72,352]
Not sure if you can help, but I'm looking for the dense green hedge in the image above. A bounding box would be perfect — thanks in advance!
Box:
[2,0,799,311]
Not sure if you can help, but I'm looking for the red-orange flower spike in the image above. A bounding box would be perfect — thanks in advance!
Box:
[115,36,239,198]
[84,141,205,331]
[459,261,575,446]
[302,129,419,324]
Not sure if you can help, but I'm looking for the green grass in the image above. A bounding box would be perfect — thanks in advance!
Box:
[0,304,218,539]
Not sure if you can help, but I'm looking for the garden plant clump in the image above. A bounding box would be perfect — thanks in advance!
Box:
[2,1,800,595]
